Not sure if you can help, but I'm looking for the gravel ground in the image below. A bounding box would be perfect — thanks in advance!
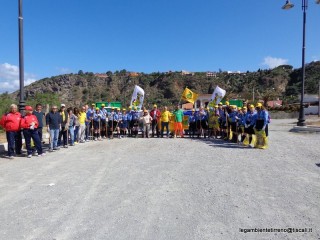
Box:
[0,119,319,240]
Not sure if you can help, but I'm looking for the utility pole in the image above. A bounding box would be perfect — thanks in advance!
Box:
[318,80,320,117]
[252,87,255,102]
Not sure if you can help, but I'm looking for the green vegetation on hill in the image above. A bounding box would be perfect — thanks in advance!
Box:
[1,61,319,117]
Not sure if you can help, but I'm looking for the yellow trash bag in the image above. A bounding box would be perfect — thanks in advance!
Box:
[254,129,268,149]
[243,135,250,146]
[228,130,233,141]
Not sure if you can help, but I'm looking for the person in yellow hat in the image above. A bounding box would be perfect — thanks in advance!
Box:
[217,103,226,139]
[251,103,269,149]
[92,107,102,141]
[150,104,161,138]
[126,107,133,137]
[100,104,108,139]
[242,104,257,146]
[188,109,197,138]
[119,108,128,138]
[228,105,240,143]
[131,106,140,137]
[107,107,115,138]
[238,106,247,143]
[208,106,220,138]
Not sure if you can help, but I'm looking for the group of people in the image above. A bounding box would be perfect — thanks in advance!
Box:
[0,100,270,159]
[188,101,270,149]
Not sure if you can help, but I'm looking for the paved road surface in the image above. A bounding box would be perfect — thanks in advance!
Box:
[0,119,319,240]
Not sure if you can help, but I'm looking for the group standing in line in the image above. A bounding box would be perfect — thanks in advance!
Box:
[0,101,270,159]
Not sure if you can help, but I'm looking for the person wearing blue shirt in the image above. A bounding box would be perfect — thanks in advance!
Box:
[114,108,121,138]
[251,103,269,149]
[131,107,140,137]
[251,103,269,134]
[107,108,115,138]
[188,109,197,138]
[93,108,102,141]
[100,104,108,139]
[196,107,208,138]
[127,107,133,136]
[228,105,239,143]
[120,108,128,137]
[86,104,94,141]
[238,107,247,143]
[243,104,256,145]
[218,103,227,139]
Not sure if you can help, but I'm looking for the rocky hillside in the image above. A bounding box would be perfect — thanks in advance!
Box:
[8,61,320,108]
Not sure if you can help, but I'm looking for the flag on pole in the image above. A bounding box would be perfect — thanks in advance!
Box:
[181,87,198,104]
[130,85,145,109]
[210,86,226,105]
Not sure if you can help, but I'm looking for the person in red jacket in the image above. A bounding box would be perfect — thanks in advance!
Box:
[149,104,161,138]
[20,106,45,158]
[0,104,22,159]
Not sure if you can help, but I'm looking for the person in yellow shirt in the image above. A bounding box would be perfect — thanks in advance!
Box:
[78,106,87,143]
[160,106,171,138]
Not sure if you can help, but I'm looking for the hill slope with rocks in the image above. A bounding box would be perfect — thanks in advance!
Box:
[7,61,320,108]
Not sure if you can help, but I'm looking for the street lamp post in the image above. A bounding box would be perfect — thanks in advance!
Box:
[18,0,25,113]
[282,0,319,126]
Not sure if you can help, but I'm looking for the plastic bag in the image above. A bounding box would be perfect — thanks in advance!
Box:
[254,129,268,149]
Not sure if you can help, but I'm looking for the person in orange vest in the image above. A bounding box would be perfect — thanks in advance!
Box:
[20,106,45,158]
[0,104,22,159]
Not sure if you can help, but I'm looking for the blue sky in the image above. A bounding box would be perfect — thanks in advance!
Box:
[1,0,320,93]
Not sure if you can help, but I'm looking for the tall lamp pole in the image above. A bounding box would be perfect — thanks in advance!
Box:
[282,0,319,126]
[18,0,25,113]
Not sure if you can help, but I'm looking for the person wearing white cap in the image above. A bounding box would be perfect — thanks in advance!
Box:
[58,104,69,148]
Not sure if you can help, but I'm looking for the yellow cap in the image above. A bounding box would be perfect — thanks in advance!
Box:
[122,108,126,111]
[249,104,254,108]
[91,103,95,106]
[111,107,114,110]
[95,107,99,110]
[101,104,105,107]
[134,106,137,110]
[225,101,230,106]
[153,104,157,108]
[242,106,247,109]
[214,105,218,108]
[192,109,195,112]
[231,105,237,109]
[129,106,132,109]
[256,103,262,108]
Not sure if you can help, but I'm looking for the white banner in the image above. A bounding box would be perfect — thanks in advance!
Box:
[210,86,226,105]
[130,85,145,109]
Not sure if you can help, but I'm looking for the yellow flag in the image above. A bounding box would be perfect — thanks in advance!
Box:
[181,88,198,104]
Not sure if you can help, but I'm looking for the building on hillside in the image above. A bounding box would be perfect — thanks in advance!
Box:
[128,72,140,77]
[206,72,217,78]
[95,73,109,78]
[181,70,195,76]
[267,99,283,107]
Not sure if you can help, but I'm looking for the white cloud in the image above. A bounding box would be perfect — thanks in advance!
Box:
[262,56,288,69]
[0,63,37,93]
